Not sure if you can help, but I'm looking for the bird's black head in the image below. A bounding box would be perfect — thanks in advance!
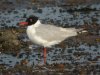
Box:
[26,15,38,25]
[18,15,38,27]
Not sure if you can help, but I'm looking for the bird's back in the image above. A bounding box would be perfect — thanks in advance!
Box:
[35,24,77,42]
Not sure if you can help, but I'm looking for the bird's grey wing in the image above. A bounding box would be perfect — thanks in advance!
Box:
[35,24,69,42]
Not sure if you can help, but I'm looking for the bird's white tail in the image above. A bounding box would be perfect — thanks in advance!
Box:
[76,28,88,34]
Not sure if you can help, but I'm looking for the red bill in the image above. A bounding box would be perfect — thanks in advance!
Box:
[18,22,28,27]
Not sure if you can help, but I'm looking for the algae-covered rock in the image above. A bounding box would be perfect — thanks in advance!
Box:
[0,28,27,53]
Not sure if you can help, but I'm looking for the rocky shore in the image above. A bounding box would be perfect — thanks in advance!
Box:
[0,0,100,75]
[0,25,100,75]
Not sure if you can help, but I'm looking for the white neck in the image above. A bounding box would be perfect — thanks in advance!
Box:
[27,20,40,34]
[33,20,41,27]
[27,20,41,33]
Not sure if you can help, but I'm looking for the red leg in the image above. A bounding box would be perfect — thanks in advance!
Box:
[43,47,47,64]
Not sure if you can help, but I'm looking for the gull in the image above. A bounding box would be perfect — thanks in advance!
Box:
[18,15,87,64]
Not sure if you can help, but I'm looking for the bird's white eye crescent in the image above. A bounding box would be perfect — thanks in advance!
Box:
[30,19,32,22]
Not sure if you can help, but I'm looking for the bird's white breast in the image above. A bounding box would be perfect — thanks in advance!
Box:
[26,23,48,47]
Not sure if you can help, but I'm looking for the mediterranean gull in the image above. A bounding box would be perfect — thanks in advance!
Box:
[18,15,87,64]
